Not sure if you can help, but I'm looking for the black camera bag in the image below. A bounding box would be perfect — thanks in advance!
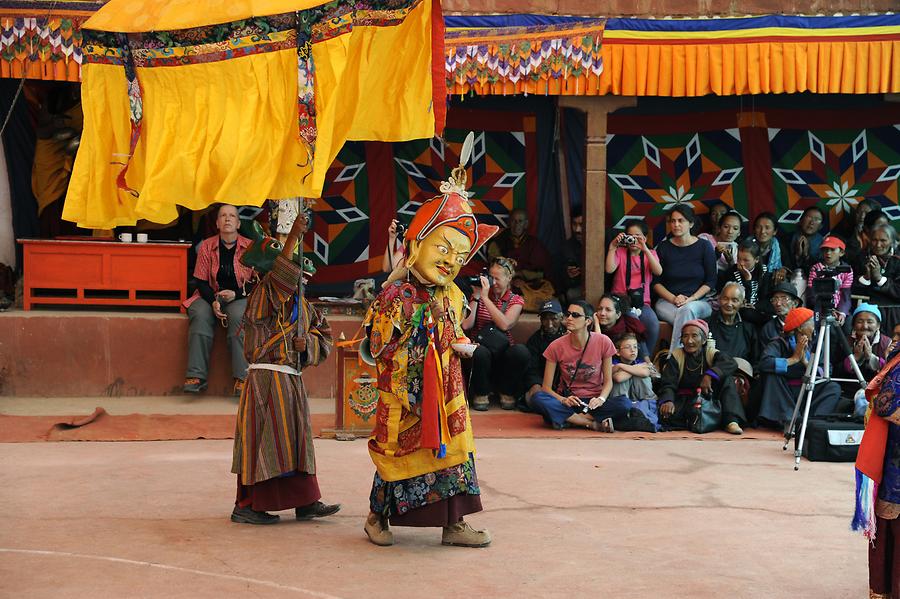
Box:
[801,414,864,462]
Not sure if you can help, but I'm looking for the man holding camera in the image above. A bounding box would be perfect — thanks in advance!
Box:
[182,204,252,396]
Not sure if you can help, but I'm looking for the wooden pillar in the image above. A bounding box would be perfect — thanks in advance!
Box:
[559,96,636,306]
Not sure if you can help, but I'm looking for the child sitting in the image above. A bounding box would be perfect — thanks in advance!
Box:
[610,332,660,431]
[716,239,773,325]
[806,235,853,323]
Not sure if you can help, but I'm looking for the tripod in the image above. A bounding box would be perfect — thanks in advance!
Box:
[782,310,867,470]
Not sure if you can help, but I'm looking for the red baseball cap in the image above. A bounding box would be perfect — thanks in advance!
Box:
[820,236,846,250]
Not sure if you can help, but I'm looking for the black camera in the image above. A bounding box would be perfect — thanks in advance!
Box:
[618,234,637,246]
[627,288,645,310]
[811,265,852,309]
[465,270,493,288]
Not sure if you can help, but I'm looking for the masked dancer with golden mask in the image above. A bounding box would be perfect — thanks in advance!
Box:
[363,137,499,547]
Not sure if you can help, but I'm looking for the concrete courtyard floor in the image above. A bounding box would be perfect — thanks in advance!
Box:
[0,436,867,598]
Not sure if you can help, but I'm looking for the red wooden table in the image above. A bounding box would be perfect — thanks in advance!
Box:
[18,239,191,311]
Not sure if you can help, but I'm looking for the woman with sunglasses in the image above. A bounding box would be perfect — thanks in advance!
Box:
[462,256,531,411]
[529,301,630,431]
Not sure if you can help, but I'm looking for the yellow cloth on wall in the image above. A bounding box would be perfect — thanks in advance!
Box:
[64,0,437,229]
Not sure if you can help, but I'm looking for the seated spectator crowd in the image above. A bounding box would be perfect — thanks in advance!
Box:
[462,201,900,436]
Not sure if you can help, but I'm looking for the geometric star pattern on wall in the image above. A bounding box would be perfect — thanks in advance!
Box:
[393,128,529,233]
[305,141,370,269]
[606,129,748,242]
[768,124,900,231]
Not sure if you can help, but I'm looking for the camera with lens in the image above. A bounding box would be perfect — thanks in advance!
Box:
[811,265,852,310]
[465,269,493,288]
[626,288,645,311]
[618,234,637,247]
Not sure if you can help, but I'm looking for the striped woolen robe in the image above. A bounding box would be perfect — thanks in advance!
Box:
[231,255,332,486]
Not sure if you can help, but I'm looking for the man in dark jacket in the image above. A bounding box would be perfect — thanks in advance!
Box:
[760,281,803,347]
[708,282,758,364]
[523,299,566,409]
[657,319,745,435]
[757,307,842,427]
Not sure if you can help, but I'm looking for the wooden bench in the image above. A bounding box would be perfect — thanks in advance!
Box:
[18,239,190,311]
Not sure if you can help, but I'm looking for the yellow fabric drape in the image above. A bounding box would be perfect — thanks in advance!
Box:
[64,0,436,229]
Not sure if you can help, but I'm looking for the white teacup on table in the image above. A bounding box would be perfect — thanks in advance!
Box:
[118,232,133,242]
[136,233,149,243]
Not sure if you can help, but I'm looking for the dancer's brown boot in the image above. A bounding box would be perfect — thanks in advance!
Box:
[441,520,491,547]
[364,512,393,546]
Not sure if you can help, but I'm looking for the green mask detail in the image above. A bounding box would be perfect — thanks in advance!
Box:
[239,220,285,274]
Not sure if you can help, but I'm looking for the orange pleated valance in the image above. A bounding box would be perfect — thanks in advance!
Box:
[445,14,900,97]
[598,38,900,96]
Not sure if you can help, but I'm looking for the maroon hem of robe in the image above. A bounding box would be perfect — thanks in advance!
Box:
[236,473,321,512]
[388,494,483,528]
[869,515,899,598]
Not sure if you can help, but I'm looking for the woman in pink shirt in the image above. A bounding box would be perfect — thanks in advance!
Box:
[605,219,662,355]
[529,301,631,431]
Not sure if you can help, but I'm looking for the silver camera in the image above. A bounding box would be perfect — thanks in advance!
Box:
[618,234,637,246]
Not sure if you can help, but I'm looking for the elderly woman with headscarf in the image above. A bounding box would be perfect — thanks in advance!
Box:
[835,304,893,383]
[656,319,745,435]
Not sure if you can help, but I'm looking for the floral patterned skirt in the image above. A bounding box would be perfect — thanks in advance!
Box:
[369,454,481,526]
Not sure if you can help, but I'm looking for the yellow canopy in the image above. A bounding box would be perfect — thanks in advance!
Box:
[83,0,330,32]
[65,0,441,229]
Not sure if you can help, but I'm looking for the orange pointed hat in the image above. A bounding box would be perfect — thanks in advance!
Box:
[406,133,499,263]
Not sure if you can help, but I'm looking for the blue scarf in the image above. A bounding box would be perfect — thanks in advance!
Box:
[762,237,782,272]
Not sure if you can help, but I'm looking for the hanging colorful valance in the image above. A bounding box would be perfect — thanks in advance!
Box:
[599,14,900,96]
[3,10,899,95]
[445,13,900,96]
[444,18,605,96]
[0,1,102,81]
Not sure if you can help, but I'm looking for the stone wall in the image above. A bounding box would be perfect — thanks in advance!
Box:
[443,0,897,17]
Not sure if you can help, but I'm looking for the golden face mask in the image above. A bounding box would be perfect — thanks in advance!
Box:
[408,225,472,286]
